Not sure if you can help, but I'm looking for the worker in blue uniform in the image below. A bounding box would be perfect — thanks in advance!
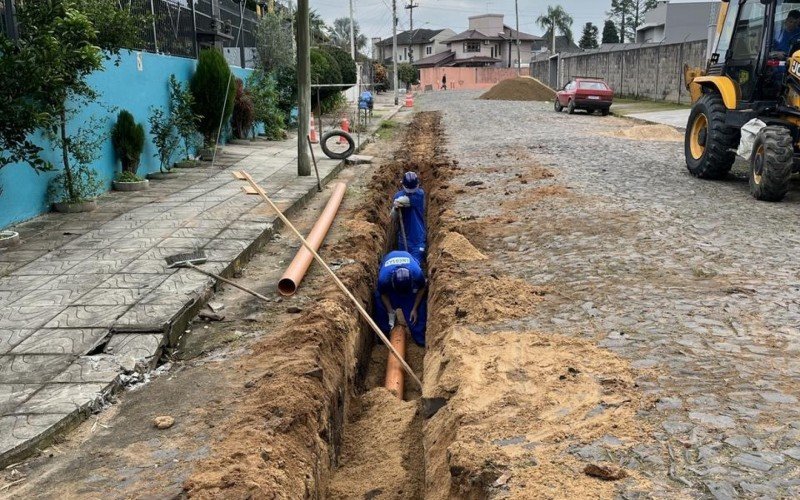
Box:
[373,250,428,346]
[391,172,426,264]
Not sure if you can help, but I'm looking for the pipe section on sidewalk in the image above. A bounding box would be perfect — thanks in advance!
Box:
[384,309,408,399]
[278,182,348,296]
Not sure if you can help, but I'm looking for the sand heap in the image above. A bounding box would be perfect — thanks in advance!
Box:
[480,77,556,102]
[607,124,684,142]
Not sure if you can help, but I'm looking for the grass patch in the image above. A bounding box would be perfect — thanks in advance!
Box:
[376,120,397,140]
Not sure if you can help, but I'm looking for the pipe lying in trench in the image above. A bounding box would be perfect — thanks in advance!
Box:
[384,309,408,399]
[278,182,348,296]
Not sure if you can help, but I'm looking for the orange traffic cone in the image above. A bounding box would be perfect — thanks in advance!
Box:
[338,116,350,144]
[309,115,319,143]
[405,93,414,108]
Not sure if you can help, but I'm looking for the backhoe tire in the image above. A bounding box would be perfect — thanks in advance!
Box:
[685,93,739,179]
[749,126,793,202]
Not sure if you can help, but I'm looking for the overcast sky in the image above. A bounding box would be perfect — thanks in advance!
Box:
[309,0,716,47]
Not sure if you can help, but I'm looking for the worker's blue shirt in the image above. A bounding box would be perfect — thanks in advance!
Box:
[374,251,427,346]
[393,188,426,263]
[774,26,800,54]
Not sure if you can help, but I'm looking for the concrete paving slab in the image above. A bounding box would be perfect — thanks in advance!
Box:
[51,355,120,383]
[43,305,130,329]
[0,106,400,466]
[13,383,112,415]
[0,330,33,355]
[0,354,74,384]
[8,329,109,355]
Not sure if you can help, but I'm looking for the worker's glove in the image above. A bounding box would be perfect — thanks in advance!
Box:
[388,311,396,329]
[393,196,410,209]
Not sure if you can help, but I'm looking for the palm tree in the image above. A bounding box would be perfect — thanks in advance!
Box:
[329,17,368,55]
[294,9,330,45]
[536,5,574,53]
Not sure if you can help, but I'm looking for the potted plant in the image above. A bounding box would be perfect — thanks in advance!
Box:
[48,115,104,213]
[111,110,148,191]
[230,78,255,144]
[0,230,20,248]
[147,106,180,180]
[169,75,202,168]
[190,49,236,160]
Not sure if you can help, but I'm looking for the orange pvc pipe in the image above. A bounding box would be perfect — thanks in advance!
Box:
[384,309,408,399]
[278,182,347,295]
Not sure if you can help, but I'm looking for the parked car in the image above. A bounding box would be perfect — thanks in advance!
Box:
[554,77,614,115]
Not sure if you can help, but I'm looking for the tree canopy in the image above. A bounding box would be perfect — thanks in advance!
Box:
[328,17,368,55]
[579,22,599,50]
[536,5,574,52]
[602,20,620,44]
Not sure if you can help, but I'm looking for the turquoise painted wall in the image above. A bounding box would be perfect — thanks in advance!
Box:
[0,50,254,230]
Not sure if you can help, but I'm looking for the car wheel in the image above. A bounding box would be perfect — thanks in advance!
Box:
[601,108,609,116]
[567,100,575,114]
[554,99,563,112]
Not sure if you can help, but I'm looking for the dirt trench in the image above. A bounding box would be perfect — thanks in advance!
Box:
[183,112,444,499]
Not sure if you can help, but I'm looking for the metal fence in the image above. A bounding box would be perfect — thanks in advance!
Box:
[2,0,260,68]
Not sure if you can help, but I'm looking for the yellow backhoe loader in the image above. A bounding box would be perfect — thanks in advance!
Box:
[685,0,800,201]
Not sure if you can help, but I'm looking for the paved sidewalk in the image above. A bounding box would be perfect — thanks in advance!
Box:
[627,108,691,129]
[0,104,397,466]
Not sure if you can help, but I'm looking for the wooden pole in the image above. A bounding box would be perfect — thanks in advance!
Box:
[233,170,423,389]
[297,0,311,176]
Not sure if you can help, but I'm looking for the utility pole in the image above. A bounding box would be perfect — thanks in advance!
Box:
[3,0,18,40]
[392,0,399,105]
[297,0,311,176]
[551,12,556,54]
[514,0,521,73]
[405,1,418,63]
[349,0,356,60]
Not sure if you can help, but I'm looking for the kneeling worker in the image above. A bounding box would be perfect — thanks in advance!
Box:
[373,250,427,346]
[391,172,426,264]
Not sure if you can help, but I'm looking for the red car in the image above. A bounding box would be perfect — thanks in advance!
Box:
[554,77,614,115]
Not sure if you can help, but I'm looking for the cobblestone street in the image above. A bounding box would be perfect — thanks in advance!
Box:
[420,91,800,497]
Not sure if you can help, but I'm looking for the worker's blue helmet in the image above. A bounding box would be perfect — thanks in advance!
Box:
[402,171,419,192]
[391,267,413,294]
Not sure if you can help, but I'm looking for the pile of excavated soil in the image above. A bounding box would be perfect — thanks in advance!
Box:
[424,327,652,499]
[431,272,547,326]
[437,231,487,262]
[326,388,423,499]
[480,77,556,102]
[605,124,683,141]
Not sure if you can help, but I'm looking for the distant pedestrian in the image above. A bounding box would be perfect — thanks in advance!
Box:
[441,73,447,90]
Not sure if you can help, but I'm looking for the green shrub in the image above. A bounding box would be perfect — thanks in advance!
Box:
[397,63,419,89]
[248,70,286,140]
[116,170,143,182]
[111,110,145,175]
[321,46,356,89]
[231,78,255,139]
[148,106,180,173]
[273,65,297,121]
[169,74,201,160]
[47,115,105,204]
[190,49,237,146]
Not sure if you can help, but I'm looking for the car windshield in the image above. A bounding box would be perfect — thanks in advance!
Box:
[578,81,608,90]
